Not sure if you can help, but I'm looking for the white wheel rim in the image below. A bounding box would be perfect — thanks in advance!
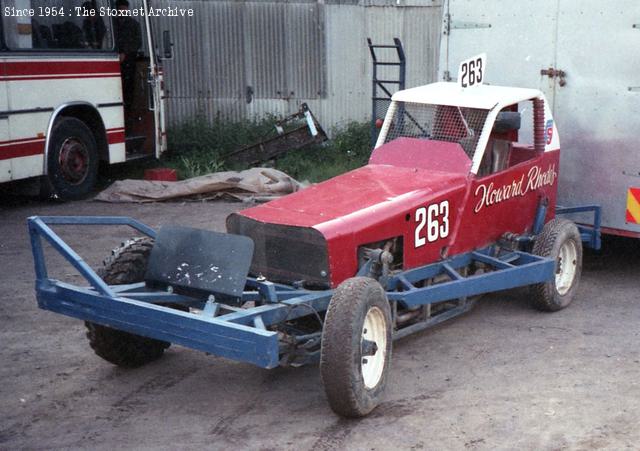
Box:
[361,306,387,389]
[556,240,578,295]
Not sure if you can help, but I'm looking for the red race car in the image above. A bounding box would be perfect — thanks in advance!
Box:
[228,81,588,414]
[29,82,598,418]
[231,83,565,290]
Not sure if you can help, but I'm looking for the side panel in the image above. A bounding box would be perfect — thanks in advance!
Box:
[322,185,468,286]
[451,151,560,256]
[553,0,640,235]
[2,57,125,182]
[402,188,467,269]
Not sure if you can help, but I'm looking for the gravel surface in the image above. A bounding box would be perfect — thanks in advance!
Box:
[1,197,639,450]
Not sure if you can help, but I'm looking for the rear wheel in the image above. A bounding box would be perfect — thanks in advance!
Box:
[85,237,171,368]
[530,218,583,311]
[42,117,98,200]
[320,277,392,418]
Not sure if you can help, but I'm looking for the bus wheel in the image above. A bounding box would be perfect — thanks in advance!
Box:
[42,117,98,200]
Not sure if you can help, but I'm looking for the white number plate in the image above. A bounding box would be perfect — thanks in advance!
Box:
[458,53,486,89]
[414,200,450,248]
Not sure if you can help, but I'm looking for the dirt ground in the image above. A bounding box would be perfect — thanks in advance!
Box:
[1,196,639,450]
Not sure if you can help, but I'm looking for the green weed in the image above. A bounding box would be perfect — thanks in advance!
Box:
[163,116,372,182]
[275,121,371,182]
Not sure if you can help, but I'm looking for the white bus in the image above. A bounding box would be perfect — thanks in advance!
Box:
[0,0,170,199]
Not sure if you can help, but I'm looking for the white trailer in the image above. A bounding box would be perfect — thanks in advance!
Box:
[439,0,640,238]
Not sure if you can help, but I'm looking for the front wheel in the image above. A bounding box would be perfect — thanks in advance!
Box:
[42,117,98,200]
[320,277,392,418]
[530,218,583,311]
[86,237,171,368]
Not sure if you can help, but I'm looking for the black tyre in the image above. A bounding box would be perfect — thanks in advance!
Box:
[530,218,583,312]
[85,237,171,368]
[42,117,98,200]
[320,277,392,418]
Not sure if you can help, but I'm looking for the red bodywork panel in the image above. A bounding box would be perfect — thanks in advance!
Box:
[369,137,472,173]
[234,138,559,288]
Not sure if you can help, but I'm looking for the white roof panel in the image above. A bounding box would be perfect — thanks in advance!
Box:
[392,82,543,110]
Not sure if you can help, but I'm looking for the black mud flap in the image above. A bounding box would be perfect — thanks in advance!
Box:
[145,225,254,300]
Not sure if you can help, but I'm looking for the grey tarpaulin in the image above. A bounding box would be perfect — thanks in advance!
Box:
[95,168,303,203]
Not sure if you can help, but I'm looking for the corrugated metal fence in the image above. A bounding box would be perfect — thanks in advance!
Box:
[150,0,443,130]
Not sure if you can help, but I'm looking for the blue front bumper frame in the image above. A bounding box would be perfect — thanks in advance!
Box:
[28,212,595,369]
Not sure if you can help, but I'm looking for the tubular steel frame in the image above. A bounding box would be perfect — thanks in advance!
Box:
[27,211,597,370]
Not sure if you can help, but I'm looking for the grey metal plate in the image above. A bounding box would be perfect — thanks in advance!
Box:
[145,226,254,299]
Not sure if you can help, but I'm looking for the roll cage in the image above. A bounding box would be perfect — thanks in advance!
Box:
[375,82,558,176]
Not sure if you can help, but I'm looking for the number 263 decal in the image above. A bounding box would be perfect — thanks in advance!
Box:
[414,200,450,248]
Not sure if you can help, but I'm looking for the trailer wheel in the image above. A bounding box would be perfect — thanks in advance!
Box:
[530,218,583,312]
[42,117,98,201]
[85,237,171,368]
[320,277,392,417]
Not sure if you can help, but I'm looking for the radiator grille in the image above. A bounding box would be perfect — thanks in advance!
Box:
[226,214,330,288]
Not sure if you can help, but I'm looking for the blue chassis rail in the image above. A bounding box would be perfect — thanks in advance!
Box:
[28,215,562,369]
[556,205,601,250]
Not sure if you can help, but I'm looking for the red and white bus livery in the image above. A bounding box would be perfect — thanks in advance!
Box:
[0,0,168,199]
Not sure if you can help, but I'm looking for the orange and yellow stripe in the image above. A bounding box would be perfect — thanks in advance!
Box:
[626,187,640,224]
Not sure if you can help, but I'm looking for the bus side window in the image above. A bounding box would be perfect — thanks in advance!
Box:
[32,20,53,49]
[53,21,84,48]
[3,0,113,51]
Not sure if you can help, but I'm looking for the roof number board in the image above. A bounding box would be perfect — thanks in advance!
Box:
[458,53,486,89]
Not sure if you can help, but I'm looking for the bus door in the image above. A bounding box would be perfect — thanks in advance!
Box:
[125,0,163,159]
[142,0,165,158]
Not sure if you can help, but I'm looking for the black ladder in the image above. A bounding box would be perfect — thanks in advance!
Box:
[367,37,406,148]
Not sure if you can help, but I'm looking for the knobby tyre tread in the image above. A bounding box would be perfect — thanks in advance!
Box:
[320,277,392,418]
[85,237,171,368]
[530,218,583,312]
